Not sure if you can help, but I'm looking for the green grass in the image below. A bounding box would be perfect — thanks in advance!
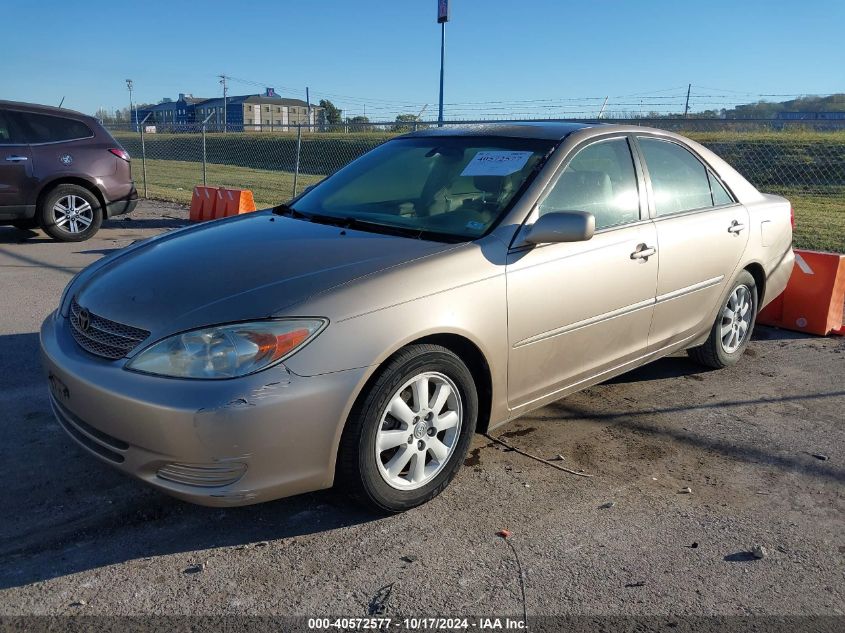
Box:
[134,159,323,208]
[770,191,845,253]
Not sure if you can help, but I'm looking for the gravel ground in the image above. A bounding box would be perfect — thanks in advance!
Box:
[0,201,843,620]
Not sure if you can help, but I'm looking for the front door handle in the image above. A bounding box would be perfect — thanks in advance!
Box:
[728,220,746,234]
[5,155,28,162]
[630,243,657,260]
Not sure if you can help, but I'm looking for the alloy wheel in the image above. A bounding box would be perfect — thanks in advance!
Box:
[720,284,753,353]
[52,195,94,234]
[375,371,463,491]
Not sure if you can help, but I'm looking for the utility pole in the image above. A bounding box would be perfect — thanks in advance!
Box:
[437,1,450,126]
[125,79,135,130]
[684,83,691,118]
[597,96,609,119]
[306,86,311,129]
[218,74,228,132]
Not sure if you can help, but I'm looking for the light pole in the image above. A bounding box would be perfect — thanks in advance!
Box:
[437,1,450,126]
[125,79,135,131]
[219,74,228,132]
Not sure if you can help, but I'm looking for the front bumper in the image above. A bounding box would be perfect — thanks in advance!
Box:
[40,312,367,506]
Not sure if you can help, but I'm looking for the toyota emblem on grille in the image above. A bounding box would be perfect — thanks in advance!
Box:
[78,308,91,333]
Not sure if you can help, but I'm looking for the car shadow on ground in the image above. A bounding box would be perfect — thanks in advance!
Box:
[543,386,845,486]
[0,331,382,591]
[0,227,54,245]
[103,216,189,230]
[607,327,816,385]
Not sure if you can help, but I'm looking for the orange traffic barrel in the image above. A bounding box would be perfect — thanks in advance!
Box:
[225,189,256,216]
[199,187,217,221]
[189,186,205,221]
[758,249,845,336]
[213,188,229,219]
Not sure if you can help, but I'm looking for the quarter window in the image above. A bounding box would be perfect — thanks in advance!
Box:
[19,112,93,143]
[638,138,715,216]
[539,138,640,230]
[709,172,734,206]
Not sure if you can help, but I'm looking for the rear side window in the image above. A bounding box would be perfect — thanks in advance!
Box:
[638,138,714,216]
[18,112,93,143]
[539,137,640,230]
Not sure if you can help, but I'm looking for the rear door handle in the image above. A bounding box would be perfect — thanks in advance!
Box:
[5,155,28,162]
[630,244,657,260]
[728,220,745,234]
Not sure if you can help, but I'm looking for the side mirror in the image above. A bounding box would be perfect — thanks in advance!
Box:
[524,211,595,244]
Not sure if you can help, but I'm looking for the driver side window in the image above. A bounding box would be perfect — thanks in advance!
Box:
[538,138,641,230]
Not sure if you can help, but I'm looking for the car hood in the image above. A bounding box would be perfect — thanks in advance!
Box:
[73,211,458,344]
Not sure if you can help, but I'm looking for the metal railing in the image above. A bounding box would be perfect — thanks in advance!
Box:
[107,119,845,252]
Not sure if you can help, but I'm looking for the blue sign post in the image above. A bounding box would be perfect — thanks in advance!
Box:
[437,0,449,126]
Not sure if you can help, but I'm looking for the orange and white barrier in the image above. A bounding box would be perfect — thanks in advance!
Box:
[189,186,257,222]
[758,249,845,336]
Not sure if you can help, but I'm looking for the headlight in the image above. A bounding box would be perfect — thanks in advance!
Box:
[126,319,326,379]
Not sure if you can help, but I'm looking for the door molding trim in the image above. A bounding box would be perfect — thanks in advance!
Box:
[655,275,724,305]
[513,297,655,348]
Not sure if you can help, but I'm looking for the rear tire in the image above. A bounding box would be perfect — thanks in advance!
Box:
[337,344,478,513]
[688,270,758,369]
[39,184,102,242]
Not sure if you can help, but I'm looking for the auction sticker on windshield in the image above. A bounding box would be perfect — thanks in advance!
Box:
[460,150,533,176]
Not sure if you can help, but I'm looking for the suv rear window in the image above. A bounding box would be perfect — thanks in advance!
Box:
[18,112,93,143]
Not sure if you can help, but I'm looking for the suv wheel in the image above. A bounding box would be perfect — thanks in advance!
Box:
[39,184,102,242]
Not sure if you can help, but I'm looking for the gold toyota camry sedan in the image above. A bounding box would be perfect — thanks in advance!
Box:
[41,123,795,512]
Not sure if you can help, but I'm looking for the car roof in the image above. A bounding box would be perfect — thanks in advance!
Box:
[400,121,601,141]
[0,100,93,120]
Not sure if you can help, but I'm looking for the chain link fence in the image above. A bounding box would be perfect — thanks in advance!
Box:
[108,119,845,252]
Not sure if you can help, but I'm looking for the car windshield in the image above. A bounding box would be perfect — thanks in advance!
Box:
[289,136,556,240]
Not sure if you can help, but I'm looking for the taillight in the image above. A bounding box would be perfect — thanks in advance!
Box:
[789,205,795,229]
[109,148,130,162]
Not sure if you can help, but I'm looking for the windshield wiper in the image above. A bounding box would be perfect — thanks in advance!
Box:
[273,205,464,243]
[272,203,312,220]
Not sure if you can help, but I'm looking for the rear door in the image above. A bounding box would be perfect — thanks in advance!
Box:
[0,109,33,217]
[506,136,658,409]
[635,136,749,349]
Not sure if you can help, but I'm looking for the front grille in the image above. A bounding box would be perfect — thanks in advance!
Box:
[69,297,150,360]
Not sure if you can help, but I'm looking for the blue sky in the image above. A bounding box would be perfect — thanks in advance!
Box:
[2,0,843,120]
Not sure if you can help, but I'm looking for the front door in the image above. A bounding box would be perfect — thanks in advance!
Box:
[635,136,750,348]
[0,110,32,216]
[506,136,658,410]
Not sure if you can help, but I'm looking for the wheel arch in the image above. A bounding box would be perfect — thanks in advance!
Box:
[743,261,766,304]
[36,177,107,220]
[344,332,495,440]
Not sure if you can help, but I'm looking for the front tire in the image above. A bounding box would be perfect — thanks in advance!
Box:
[688,270,758,369]
[337,344,478,513]
[39,184,102,242]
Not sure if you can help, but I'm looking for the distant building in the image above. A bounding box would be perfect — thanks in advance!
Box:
[135,93,207,128]
[136,88,321,131]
